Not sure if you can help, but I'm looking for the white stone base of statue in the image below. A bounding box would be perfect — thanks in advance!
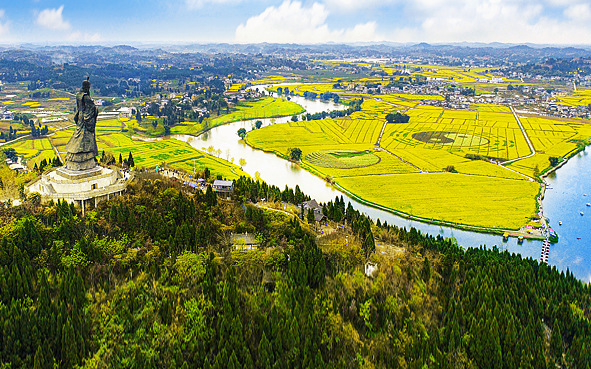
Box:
[26,165,131,215]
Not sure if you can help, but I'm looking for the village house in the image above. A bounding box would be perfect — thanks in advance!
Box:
[117,107,136,119]
[212,179,234,193]
[301,199,326,222]
[2,110,13,120]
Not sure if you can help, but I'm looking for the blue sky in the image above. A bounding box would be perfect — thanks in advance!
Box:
[1,0,591,45]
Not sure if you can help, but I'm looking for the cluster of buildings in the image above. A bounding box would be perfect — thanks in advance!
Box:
[1,110,13,120]
[4,157,27,173]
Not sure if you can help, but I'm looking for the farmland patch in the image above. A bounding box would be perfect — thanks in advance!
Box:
[412,131,489,146]
[306,150,380,169]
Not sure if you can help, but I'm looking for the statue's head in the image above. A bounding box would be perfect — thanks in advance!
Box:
[82,78,91,92]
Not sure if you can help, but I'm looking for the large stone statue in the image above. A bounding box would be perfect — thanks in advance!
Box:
[64,78,99,171]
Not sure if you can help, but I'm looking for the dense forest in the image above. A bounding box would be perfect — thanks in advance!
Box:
[0,175,590,368]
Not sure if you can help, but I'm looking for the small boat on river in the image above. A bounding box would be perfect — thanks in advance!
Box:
[559,221,562,225]
[517,236,524,244]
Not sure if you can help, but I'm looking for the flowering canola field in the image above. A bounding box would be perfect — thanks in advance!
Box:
[248,97,591,230]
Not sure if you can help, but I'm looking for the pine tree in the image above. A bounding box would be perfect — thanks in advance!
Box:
[61,317,78,368]
[118,153,123,165]
[259,332,273,369]
[205,185,217,207]
[228,350,240,369]
[550,319,563,360]
[33,344,44,369]
[128,151,135,167]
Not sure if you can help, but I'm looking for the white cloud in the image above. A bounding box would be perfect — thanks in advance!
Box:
[322,0,394,12]
[186,0,242,9]
[235,0,382,43]
[385,0,591,44]
[0,10,9,38]
[564,3,591,21]
[67,31,102,43]
[36,5,71,31]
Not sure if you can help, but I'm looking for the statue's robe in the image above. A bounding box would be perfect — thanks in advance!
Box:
[64,90,99,170]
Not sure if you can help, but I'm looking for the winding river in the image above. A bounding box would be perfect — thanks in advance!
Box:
[175,88,591,282]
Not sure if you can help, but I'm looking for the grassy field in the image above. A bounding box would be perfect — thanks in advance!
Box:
[212,97,304,125]
[3,138,57,167]
[305,149,380,169]
[247,97,576,229]
[104,138,248,179]
[337,173,539,229]
[164,97,304,136]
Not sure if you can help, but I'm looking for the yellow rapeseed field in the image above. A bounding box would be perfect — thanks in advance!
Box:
[336,173,539,230]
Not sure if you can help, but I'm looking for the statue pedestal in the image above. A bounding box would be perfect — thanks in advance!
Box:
[55,166,103,180]
[26,165,131,215]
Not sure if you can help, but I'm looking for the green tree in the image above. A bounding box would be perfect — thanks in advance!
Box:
[307,208,315,224]
[385,112,410,123]
[127,152,135,167]
[237,128,247,138]
[289,148,302,161]
[205,185,217,207]
[33,344,44,369]
[258,332,273,369]
[550,319,563,360]
[61,317,79,368]
[363,234,375,257]
[255,120,263,129]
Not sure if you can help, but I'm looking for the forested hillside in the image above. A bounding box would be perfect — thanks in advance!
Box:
[0,176,590,369]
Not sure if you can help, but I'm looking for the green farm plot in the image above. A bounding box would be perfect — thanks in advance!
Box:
[3,137,58,169]
[170,121,204,135]
[212,97,304,126]
[305,150,380,169]
[95,118,123,133]
[310,150,421,178]
[108,140,193,168]
[104,138,248,179]
[171,155,249,180]
[98,133,139,149]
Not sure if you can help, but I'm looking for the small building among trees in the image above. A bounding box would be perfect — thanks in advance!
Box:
[212,179,234,193]
[301,199,326,222]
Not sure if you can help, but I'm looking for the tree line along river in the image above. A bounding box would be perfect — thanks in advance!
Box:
[174,85,591,283]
